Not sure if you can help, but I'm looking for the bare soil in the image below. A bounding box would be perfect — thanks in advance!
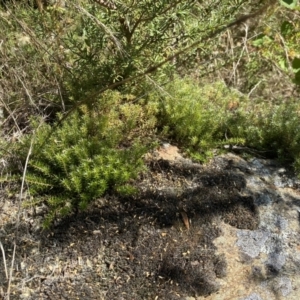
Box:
[0,148,260,300]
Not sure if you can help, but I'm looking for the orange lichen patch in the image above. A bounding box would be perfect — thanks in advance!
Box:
[227,101,239,111]
[154,144,184,161]
[144,143,186,162]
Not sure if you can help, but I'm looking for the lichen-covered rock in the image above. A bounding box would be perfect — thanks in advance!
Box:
[198,153,300,300]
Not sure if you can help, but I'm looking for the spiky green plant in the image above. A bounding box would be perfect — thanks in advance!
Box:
[6,90,157,227]
[153,78,247,161]
[153,77,300,167]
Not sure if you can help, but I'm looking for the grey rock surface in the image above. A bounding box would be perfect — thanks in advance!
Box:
[196,153,300,300]
[240,293,263,300]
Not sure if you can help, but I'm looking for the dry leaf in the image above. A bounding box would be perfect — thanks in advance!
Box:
[128,252,134,261]
[181,211,190,230]
[109,262,114,270]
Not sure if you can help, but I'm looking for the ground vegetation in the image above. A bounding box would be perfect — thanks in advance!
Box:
[0,0,300,298]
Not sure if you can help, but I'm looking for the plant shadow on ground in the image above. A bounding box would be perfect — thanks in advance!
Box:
[0,158,260,299]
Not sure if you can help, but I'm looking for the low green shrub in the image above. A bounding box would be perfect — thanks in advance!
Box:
[5,90,157,227]
[2,76,300,227]
[154,78,247,161]
[154,77,300,169]
[237,101,300,163]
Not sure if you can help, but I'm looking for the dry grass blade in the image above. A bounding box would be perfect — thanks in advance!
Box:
[0,241,8,280]
[6,138,34,300]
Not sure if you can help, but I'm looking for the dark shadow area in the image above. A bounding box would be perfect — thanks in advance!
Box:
[0,158,260,299]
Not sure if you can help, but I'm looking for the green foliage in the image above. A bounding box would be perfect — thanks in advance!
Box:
[279,0,299,9]
[153,78,247,161]
[154,77,300,168]
[57,0,247,101]
[292,57,300,85]
[246,2,300,89]
[235,101,300,163]
[251,21,300,72]
[13,90,157,227]
[1,0,268,128]
[1,0,300,229]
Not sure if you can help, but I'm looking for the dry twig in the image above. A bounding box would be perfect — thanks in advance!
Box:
[6,138,34,300]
